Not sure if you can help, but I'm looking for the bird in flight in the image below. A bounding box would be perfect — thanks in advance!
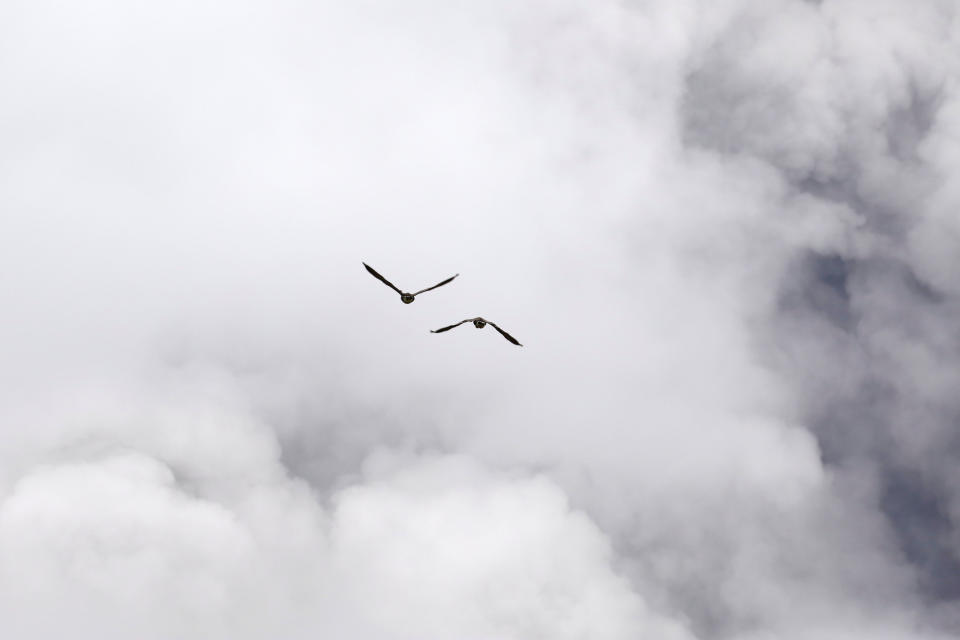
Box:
[363,262,458,304]
[430,317,523,346]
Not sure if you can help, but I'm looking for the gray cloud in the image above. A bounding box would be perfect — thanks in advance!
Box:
[1,0,959,638]
[679,0,960,614]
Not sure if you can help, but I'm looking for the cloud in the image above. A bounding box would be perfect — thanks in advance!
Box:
[0,432,692,639]
[1,0,959,638]
[678,0,960,612]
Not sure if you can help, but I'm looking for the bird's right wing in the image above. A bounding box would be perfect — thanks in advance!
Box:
[430,319,472,333]
[363,262,403,295]
[413,273,459,297]
[489,322,523,346]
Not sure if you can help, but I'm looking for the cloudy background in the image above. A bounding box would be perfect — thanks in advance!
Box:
[2,0,959,638]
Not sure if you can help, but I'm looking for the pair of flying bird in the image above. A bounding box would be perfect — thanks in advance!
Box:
[362,262,522,346]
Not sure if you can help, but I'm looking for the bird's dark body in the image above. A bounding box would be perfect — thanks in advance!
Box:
[431,316,522,346]
[363,262,458,304]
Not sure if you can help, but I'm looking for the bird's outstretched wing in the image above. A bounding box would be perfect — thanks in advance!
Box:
[489,322,523,346]
[430,319,472,333]
[363,262,402,295]
[413,273,459,297]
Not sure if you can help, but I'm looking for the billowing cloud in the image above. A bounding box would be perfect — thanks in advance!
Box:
[1,0,959,638]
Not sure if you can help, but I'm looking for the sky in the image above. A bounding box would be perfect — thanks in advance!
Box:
[1,0,959,638]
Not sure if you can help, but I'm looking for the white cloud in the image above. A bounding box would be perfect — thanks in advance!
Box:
[1,0,959,637]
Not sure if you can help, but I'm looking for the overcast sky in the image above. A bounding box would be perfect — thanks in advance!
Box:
[2,1,960,638]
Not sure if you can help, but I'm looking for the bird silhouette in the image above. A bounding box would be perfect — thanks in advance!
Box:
[430,317,522,346]
[363,262,458,304]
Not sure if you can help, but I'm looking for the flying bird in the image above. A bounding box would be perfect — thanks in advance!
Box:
[430,317,523,346]
[363,262,458,304]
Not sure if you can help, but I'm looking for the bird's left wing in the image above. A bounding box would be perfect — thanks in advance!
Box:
[430,319,472,333]
[363,262,403,295]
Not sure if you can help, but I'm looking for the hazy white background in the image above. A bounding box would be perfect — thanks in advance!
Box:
[1,1,959,638]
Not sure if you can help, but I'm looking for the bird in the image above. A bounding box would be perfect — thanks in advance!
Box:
[363,262,458,304]
[430,317,523,346]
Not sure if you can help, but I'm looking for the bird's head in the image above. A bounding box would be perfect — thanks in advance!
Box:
[473,319,486,328]
[401,293,415,304]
